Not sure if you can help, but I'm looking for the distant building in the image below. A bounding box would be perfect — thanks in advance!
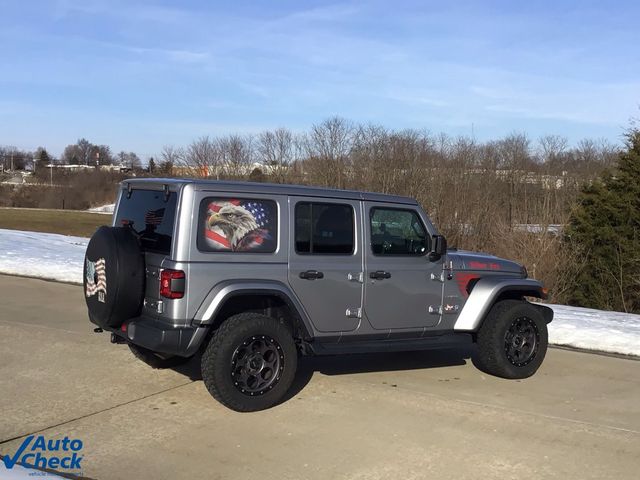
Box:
[44,164,131,172]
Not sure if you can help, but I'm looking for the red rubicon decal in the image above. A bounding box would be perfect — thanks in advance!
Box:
[468,261,501,270]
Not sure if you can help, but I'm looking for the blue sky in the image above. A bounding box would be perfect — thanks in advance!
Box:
[1,0,639,158]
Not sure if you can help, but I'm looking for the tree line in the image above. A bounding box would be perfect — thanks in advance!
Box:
[155,118,620,305]
[3,116,637,311]
[1,139,145,171]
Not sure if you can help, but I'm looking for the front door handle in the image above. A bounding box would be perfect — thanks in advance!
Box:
[299,270,324,280]
[369,270,391,280]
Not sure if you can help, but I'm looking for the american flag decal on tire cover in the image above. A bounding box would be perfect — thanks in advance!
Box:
[85,257,107,302]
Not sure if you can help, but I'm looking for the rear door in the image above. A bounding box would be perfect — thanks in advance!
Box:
[288,198,363,333]
[363,203,443,329]
[114,188,179,314]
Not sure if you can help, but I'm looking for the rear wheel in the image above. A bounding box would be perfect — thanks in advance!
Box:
[201,313,297,412]
[475,299,548,379]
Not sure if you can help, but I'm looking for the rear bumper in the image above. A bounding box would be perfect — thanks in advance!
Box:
[109,315,209,357]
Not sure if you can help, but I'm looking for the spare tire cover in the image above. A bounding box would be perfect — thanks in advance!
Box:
[84,226,145,328]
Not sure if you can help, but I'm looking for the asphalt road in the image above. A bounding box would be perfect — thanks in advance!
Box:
[1,275,639,480]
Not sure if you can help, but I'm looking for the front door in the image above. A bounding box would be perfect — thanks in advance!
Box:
[363,203,443,329]
[288,198,363,333]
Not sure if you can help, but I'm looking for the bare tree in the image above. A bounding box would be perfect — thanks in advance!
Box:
[218,134,254,178]
[496,133,532,170]
[257,128,296,183]
[350,124,391,192]
[161,145,184,164]
[575,138,599,164]
[160,145,184,176]
[183,136,220,178]
[303,116,354,188]
[538,134,569,171]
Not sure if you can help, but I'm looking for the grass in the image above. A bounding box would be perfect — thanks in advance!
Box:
[0,207,111,237]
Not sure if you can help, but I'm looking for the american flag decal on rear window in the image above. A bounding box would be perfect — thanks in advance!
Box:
[202,199,277,252]
[85,258,107,302]
[144,208,166,226]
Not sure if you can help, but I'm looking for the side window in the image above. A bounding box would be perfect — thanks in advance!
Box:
[197,198,277,253]
[295,202,354,255]
[370,208,429,256]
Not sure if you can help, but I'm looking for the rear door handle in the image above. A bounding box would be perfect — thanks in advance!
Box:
[369,271,391,280]
[299,270,324,280]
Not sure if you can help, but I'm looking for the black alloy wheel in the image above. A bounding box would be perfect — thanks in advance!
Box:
[504,316,539,367]
[231,335,285,396]
[201,312,298,412]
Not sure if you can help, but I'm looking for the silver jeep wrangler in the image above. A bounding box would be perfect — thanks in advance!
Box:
[84,178,553,411]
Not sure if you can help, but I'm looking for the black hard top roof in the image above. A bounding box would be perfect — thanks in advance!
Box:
[123,178,418,205]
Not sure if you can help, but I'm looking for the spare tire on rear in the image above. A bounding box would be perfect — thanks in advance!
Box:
[84,226,145,329]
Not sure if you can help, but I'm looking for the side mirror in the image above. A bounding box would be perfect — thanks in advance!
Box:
[428,235,447,261]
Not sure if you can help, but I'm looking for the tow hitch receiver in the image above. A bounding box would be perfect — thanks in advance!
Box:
[110,333,126,344]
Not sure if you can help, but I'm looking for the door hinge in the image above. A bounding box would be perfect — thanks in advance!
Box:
[347,272,364,283]
[346,307,362,319]
[430,272,445,283]
[428,305,442,315]
[444,260,454,280]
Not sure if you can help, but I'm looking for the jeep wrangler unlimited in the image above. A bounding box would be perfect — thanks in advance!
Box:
[84,179,552,411]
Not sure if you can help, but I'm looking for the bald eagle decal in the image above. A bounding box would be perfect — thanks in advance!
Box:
[203,199,277,252]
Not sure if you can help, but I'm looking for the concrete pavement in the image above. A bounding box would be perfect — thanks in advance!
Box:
[0,275,639,479]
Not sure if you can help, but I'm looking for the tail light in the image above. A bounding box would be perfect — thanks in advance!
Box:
[160,269,185,299]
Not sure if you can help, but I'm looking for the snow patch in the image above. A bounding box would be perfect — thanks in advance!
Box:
[546,304,640,357]
[0,228,87,284]
[88,203,115,214]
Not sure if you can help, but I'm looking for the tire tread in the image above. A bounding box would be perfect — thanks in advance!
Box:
[201,312,297,412]
[475,299,548,379]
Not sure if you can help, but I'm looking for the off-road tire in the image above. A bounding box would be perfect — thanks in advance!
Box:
[128,343,191,369]
[84,226,145,329]
[475,299,548,379]
[201,313,297,412]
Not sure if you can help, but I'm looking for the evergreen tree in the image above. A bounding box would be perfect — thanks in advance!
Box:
[36,147,50,164]
[565,128,640,313]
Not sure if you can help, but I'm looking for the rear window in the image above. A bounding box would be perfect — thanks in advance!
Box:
[115,189,177,255]
[197,198,278,253]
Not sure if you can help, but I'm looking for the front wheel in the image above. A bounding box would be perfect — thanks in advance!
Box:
[475,299,548,379]
[201,313,298,412]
